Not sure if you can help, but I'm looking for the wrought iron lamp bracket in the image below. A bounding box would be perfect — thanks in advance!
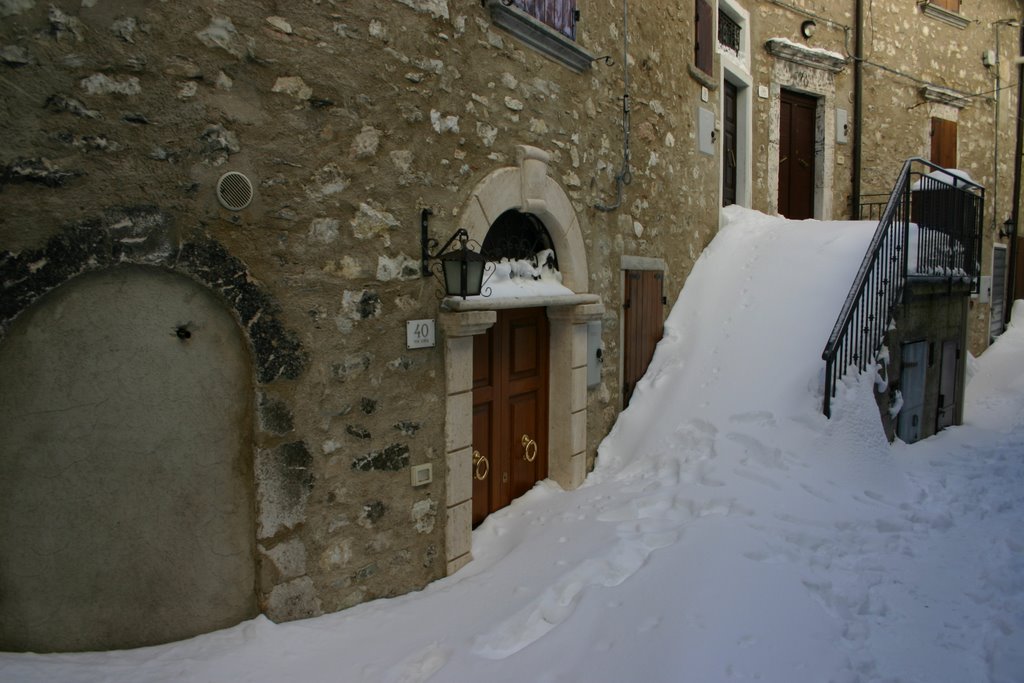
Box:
[420,208,493,299]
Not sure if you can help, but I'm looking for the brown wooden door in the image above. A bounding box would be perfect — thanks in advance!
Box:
[623,270,665,407]
[723,80,738,207]
[472,308,549,527]
[778,90,817,220]
[930,118,957,169]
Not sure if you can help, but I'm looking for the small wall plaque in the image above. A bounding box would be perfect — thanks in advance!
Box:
[406,319,436,349]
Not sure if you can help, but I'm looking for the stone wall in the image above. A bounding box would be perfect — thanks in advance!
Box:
[5,0,1011,639]
[0,0,723,633]
[750,1,855,217]
[880,281,972,442]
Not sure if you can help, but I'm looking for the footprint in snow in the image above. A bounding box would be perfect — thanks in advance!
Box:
[472,540,656,659]
[729,410,777,427]
[637,615,661,633]
[799,482,834,503]
[731,466,784,491]
[383,642,451,683]
[726,432,790,471]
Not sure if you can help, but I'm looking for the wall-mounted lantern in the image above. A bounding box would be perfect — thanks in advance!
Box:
[421,209,487,299]
[1000,217,1016,239]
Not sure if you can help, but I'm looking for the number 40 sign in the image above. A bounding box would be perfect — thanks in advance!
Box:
[406,319,436,349]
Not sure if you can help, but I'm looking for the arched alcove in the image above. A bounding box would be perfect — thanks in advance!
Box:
[0,211,316,637]
[459,146,589,293]
[0,265,257,652]
[482,209,559,269]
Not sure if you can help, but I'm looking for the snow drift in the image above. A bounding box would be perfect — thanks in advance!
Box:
[2,207,1022,683]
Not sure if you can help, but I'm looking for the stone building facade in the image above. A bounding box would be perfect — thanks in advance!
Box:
[0,0,1020,652]
[744,0,1022,353]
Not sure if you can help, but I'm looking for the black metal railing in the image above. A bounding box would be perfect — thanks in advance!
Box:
[822,158,983,417]
[908,168,983,281]
[857,193,890,221]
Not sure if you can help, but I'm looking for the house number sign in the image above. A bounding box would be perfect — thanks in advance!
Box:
[406,319,436,349]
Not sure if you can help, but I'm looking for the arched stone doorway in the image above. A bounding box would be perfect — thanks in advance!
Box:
[441,146,603,573]
[0,265,257,652]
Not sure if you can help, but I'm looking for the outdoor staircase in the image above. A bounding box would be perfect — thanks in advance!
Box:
[821,157,984,417]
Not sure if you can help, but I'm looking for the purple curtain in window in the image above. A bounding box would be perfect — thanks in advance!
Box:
[514,0,577,40]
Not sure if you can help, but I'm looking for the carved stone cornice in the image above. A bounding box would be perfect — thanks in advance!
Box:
[922,85,970,109]
[765,38,847,74]
[918,2,969,30]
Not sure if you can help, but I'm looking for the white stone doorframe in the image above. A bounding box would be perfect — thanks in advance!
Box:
[719,0,753,210]
[765,42,846,220]
[440,146,604,575]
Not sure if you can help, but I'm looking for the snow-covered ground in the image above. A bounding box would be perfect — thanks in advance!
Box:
[3,207,1022,683]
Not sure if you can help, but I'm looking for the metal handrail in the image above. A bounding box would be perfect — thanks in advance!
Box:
[821,157,984,418]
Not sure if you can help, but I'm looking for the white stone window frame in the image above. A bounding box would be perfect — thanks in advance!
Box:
[718,0,752,210]
[440,146,603,575]
[716,0,749,68]
[483,0,595,73]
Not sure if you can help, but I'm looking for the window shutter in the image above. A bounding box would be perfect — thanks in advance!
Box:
[930,118,958,169]
[695,0,713,75]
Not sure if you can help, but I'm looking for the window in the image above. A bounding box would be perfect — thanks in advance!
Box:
[484,0,593,73]
[919,0,968,29]
[695,0,714,75]
[511,0,577,40]
[718,8,741,54]
[930,118,957,169]
[482,210,558,268]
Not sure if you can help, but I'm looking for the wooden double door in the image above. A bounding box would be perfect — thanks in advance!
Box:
[472,308,550,527]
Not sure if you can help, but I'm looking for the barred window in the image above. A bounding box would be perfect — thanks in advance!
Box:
[718,9,741,53]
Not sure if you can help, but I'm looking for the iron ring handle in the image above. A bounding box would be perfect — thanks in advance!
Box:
[473,450,489,480]
[521,434,537,463]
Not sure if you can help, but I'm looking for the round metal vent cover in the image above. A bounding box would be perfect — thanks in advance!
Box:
[216,171,254,211]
